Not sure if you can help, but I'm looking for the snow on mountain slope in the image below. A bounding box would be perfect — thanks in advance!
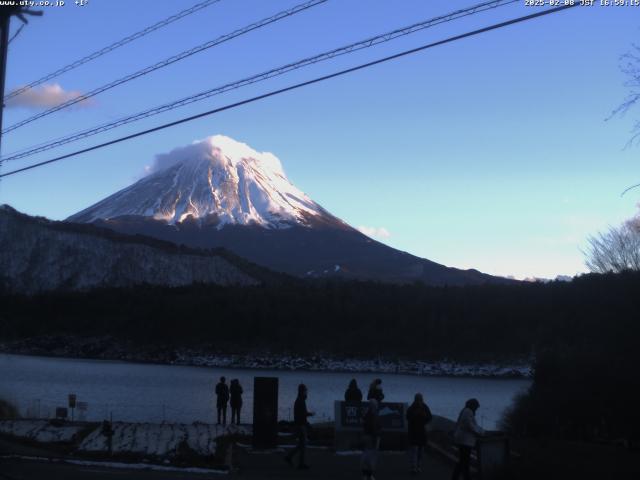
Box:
[69,135,340,229]
[0,205,260,294]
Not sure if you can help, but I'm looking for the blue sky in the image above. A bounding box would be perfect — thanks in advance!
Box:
[0,0,638,279]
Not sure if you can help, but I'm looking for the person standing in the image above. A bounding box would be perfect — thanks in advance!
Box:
[367,379,384,402]
[451,398,485,480]
[285,383,314,470]
[406,393,433,474]
[229,379,243,425]
[345,379,363,402]
[361,398,382,480]
[215,376,230,426]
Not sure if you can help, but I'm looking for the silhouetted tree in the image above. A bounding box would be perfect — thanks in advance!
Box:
[610,43,640,143]
[611,44,640,195]
[585,218,640,273]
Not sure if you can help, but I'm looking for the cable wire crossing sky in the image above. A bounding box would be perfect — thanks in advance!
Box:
[2,0,328,134]
[0,0,638,280]
[1,0,520,163]
[3,0,223,102]
[0,4,579,178]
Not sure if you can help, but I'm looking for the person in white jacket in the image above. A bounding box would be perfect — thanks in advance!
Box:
[451,398,484,480]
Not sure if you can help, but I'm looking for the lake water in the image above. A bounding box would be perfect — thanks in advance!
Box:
[0,354,530,429]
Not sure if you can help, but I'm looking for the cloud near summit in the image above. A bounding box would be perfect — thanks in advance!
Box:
[143,141,212,177]
[141,135,285,178]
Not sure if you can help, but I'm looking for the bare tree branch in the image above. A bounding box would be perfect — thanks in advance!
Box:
[609,44,640,192]
[584,220,640,273]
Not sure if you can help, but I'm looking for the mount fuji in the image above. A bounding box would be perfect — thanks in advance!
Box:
[68,135,504,285]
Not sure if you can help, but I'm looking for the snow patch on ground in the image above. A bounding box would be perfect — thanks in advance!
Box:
[78,422,250,457]
[0,419,84,443]
[0,420,250,461]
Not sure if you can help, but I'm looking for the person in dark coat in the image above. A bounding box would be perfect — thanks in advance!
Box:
[215,376,230,426]
[367,378,384,402]
[361,398,382,480]
[406,393,433,474]
[285,384,314,469]
[229,379,243,425]
[344,379,363,402]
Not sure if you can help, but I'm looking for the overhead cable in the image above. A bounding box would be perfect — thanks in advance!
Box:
[1,0,328,134]
[4,0,223,101]
[2,0,518,163]
[0,4,578,179]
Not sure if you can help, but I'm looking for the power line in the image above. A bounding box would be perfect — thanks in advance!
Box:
[0,6,39,156]
[3,0,223,102]
[8,23,25,45]
[1,0,328,135]
[620,183,639,197]
[1,0,518,163]
[0,4,578,180]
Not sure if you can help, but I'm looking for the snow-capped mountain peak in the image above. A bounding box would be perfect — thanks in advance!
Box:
[69,135,338,229]
[66,135,506,285]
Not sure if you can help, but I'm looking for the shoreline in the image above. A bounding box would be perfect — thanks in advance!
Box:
[0,342,532,379]
[173,351,532,379]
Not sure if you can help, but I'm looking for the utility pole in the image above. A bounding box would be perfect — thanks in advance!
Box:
[0,6,42,156]
[0,7,14,155]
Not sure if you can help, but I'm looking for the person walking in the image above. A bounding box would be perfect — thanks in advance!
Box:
[367,379,384,402]
[345,379,363,402]
[215,376,230,426]
[361,398,382,480]
[451,398,485,480]
[406,393,433,474]
[284,383,314,470]
[229,379,243,425]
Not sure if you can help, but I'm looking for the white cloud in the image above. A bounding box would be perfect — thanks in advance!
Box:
[142,140,213,177]
[141,135,285,179]
[357,225,391,239]
[5,83,93,109]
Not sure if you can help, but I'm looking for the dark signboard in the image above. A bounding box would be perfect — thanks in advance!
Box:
[252,377,279,448]
[338,401,406,430]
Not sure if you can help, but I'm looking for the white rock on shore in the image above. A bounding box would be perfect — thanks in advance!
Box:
[174,352,533,378]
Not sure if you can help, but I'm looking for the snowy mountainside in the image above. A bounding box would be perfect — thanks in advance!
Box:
[69,135,343,229]
[0,205,260,294]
